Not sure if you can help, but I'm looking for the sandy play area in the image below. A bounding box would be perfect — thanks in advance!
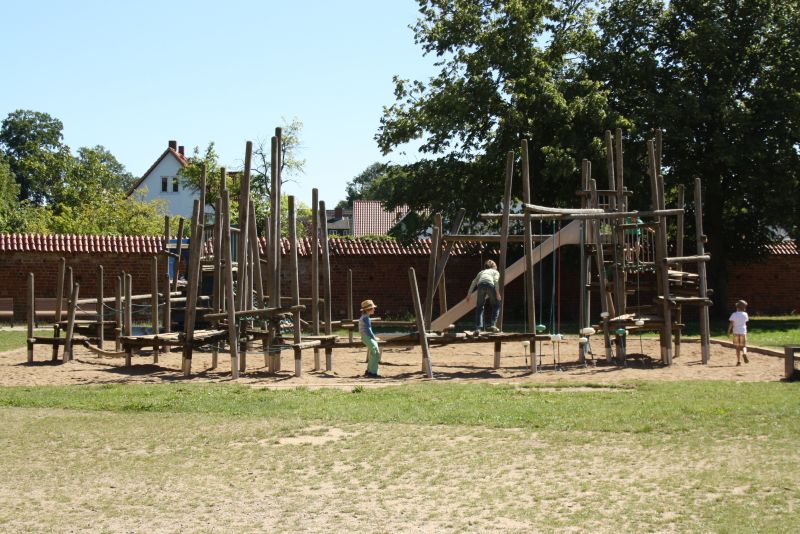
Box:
[0,334,787,387]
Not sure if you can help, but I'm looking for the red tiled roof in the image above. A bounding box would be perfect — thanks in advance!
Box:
[766,240,798,255]
[352,200,409,237]
[0,234,165,254]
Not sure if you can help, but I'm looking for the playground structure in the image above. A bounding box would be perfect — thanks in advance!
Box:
[24,128,711,378]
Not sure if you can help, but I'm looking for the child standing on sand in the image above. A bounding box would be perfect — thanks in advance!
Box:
[727,299,750,366]
[359,299,381,378]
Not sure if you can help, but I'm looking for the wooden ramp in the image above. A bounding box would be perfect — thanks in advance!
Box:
[431,220,582,331]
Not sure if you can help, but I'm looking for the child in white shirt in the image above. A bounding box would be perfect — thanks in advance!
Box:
[727,299,749,366]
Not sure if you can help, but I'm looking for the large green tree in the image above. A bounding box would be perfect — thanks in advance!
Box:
[589,0,800,312]
[376,0,625,234]
[0,109,72,204]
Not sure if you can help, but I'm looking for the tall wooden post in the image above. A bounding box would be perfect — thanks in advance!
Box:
[311,188,320,370]
[238,144,252,312]
[164,272,171,334]
[590,179,613,361]
[423,217,441,329]
[64,283,79,361]
[221,191,240,378]
[347,269,354,344]
[409,267,433,378]
[319,200,333,371]
[694,178,711,364]
[151,256,159,362]
[288,196,302,377]
[172,217,185,293]
[27,273,34,363]
[96,265,104,348]
[521,140,537,371]
[674,185,685,359]
[182,201,202,376]
[52,257,65,360]
[497,151,514,330]
[648,140,672,365]
[125,274,133,366]
[115,275,122,352]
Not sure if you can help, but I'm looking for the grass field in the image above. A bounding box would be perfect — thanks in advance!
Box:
[1,381,799,532]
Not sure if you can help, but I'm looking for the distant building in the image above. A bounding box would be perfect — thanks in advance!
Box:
[126,140,207,220]
[351,200,410,237]
[326,207,352,236]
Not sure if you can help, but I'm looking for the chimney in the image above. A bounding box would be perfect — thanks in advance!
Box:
[334,207,343,219]
[178,145,185,156]
[168,140,177,150]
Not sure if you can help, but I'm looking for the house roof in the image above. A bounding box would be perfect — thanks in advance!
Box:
[126,147,189,197]
[352,200,409,237]
[0,233,165,254]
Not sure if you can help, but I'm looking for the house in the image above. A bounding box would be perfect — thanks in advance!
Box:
[126,140,205,220]
[351,200,410,237]
[326,207,352,236]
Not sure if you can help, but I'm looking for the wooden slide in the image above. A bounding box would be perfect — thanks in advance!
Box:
[430,219,582,331]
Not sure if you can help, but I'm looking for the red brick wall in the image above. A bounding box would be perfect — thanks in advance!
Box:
[727,256,800,315]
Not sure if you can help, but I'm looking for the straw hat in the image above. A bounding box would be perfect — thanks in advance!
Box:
[360,299,377,312]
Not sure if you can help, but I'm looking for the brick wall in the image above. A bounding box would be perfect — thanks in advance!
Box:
[1,249,797,323]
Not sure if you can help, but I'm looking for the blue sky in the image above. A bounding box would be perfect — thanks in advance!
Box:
[0,0,436,205]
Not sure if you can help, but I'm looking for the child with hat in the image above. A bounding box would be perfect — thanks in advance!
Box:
[727,299,750,366]
[359,299,381,377]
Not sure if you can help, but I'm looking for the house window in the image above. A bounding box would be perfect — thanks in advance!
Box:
[172,177,179,192]
[161,177,168,192]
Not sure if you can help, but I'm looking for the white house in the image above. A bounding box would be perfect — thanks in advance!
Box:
[127,140,200,220]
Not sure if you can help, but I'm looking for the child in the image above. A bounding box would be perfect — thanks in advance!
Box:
[466,259,502,333]
[359,299,381,377]
[727,299,749,365]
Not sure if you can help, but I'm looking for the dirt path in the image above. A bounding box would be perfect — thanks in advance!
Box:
[0,336,786,387]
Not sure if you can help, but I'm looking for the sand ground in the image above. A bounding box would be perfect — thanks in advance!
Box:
[0,334,786,387]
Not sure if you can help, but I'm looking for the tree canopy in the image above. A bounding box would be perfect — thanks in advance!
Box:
[378,0,800,309]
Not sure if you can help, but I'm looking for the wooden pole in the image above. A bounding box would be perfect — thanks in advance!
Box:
[521,140,537,371]
[211,195,223,369]
[97,265,104,348]
[172,217,185,293]
[115,275,122,352]
[151,256,159,363]
[497,150,514,330]
[125,274,133,366]
[311,188,321,369]
[590,179,613,361]
[270,136,281,309]
[64,283,79,361]
[319,200,333,370]
[238,144,252,312]
[409,268,433,378]
[615,128,625,211]
[289,196,302,377]
[648,140,673,365]
[27,273,34,363]
[347,269,354,344]
[423,218,441,329]
[182,200,202,376]
[221,191,240,378]
[52,257,65,360]
[694,178,711,364]
[164,272,171,334]
[674,185,685,359]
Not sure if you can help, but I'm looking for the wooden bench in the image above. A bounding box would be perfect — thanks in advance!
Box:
[0,298,13,326]
[34,298,95,326]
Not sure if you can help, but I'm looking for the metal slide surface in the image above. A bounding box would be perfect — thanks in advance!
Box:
[430,219,582,331]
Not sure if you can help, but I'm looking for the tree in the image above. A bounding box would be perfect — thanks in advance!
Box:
[0,109,72,204]
[178,142,231,214]
[376,0,625,236]
[251,117,306,203]
[341,162,393,207]
[589,0,800,313]
[55,145,136,207]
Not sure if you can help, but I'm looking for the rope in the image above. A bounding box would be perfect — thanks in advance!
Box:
[556,220,561,335]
